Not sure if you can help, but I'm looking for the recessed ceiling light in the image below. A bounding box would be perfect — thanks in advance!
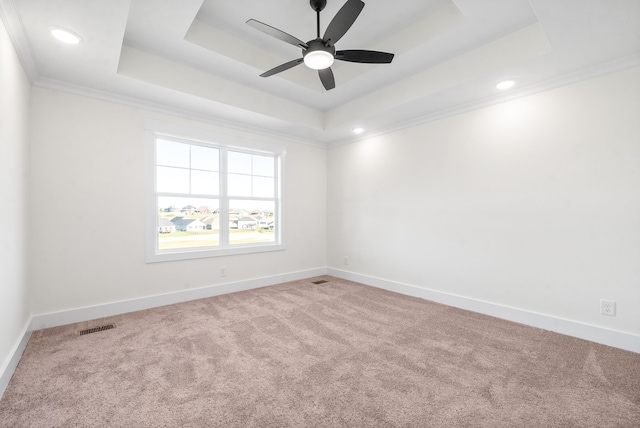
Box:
[50,27,82,44]
[353,128,364,134]
[496,79,516,90]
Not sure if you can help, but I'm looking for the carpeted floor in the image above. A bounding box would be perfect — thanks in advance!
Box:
[1,276,639,427]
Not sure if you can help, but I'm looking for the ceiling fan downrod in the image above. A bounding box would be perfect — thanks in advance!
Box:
[310,0,327,38]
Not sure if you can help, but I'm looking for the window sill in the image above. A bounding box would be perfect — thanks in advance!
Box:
[146,242,286,263]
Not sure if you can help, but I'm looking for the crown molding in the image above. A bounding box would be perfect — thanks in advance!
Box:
[25,49,640,151]
[327,53,640,149]
[0,0,39,83]
[32,76,328,149]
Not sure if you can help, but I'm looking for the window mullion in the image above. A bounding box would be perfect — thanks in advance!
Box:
[188,145,192,194]
[250,155,254,197]
[274,156,280,239]
[219,148,229,247]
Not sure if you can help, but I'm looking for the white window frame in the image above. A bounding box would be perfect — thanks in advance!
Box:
[145,120,285,263]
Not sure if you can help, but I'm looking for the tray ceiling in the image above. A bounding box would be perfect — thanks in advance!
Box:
[1,0,638,145]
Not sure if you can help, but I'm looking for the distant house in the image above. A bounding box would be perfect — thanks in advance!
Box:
[158,218,176,233]
[229,208,249,216]
[181,205,197,214]
[171,217,205,231]
[201,216,220,230]
[255,216,271,229]
[237,217,257,229]
[197,206,213,214]
[229,215,239,229]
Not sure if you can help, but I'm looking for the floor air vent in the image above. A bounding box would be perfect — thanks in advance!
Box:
[312,280,329,284]
[79,324,116,336]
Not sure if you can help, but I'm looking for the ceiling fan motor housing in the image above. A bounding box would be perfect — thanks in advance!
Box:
[304,38,336,57]
[303,38,336,69]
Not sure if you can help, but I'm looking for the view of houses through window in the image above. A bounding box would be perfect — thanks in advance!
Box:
[157,197,276,250]
[153,136,280,254]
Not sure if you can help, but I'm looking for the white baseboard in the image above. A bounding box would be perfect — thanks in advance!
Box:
[4,266,637,397]
[30,268,328,331]
[0,318,32,399]
[328,268,640,354]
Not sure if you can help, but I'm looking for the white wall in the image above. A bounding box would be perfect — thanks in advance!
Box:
[29,88,327,316]
[0,18,31,378]
[328,66,640,337]
[4,28,639,365]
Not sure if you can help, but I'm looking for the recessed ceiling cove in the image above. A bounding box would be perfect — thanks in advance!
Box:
[4,0,639,145]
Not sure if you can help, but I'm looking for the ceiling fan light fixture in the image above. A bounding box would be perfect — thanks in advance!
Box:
[304,49,334,70]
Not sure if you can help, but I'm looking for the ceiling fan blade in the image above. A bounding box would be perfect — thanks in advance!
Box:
[260,58,304,77]
[335,50,395,64]
[318,68,335,90]
[246,19,308,49]
[323,0,365,46]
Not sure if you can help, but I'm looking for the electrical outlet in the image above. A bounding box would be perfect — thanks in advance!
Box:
[220,267,226,277]
[600,299,616,316]
[344,256,349,266]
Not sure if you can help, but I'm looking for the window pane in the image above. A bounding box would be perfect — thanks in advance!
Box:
[253,176,274,197]
[229,200,275,245]
[191,170,219,195]
[157,139,189,168]
[191,145,219,171]
[228,151,252,174]
[228,173,251,196]
[157,166,189,193]
[157,197,220,250]
[253,155,274,177]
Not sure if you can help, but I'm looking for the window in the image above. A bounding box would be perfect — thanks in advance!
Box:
[146,124,284,262]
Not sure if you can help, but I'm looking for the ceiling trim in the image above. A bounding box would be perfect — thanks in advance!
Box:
[0,0,39,83]
[185,18,320,92]
[32,76,327,149]
[325,22,552,129]
[118,45,325,130]
[327,53,640,148]
[32,51,640,150]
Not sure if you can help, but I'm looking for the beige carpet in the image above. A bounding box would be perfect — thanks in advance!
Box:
[1,276,639,427]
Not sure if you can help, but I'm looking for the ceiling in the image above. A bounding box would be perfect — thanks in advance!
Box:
[1,0,639,145]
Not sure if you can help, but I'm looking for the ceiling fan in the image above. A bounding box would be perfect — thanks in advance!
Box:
[247,0,394,91]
